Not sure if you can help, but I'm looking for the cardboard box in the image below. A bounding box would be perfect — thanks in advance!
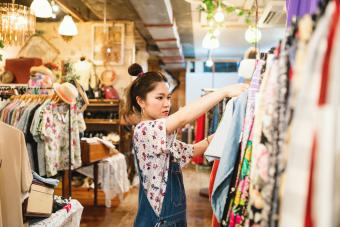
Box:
[26,182,54,217]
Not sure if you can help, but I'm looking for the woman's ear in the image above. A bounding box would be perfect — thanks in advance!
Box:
[136,96,145,109]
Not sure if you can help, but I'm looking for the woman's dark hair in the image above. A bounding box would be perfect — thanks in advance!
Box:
[123,63,168,118]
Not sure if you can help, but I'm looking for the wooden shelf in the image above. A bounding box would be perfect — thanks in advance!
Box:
[84,119,120,124]
[88,99,119,107]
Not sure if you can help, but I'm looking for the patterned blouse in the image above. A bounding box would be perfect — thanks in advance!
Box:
[133,118,194,216]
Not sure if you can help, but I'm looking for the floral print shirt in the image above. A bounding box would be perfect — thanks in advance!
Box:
[133,118,193,216]
[41,103,86,176]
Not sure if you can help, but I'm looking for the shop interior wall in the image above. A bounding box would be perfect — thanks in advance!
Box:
[170,70,186,113]
[0,21,149,98]
[185,61,241,104]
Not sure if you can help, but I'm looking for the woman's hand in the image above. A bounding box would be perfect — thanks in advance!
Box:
[224,83,249,97]
[193,133,215,157]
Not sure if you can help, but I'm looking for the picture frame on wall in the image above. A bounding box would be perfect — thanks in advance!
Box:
[17,35,60,63]
[92,23,125,66]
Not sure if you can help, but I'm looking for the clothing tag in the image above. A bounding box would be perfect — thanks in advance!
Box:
[61,114,67,123]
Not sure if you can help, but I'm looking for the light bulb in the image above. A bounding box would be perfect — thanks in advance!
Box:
[245,26,262,44]
[52,4,59,13]
[214,7,224,23]
[206,59,214,67]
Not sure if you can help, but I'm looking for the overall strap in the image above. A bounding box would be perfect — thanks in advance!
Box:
[132,142,143,181]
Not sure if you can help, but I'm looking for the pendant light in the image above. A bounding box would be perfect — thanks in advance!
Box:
[245,26,262,44]
[245,0,261,45]
[30,0,53,18]
[58,15,78,41]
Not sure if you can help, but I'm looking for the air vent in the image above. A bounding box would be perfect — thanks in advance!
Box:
[259,0,286,28]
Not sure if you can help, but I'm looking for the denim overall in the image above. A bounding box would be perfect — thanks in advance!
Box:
[133,149,187,227]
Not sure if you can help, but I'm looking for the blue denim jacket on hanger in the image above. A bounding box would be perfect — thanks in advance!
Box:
[211,91,248,222]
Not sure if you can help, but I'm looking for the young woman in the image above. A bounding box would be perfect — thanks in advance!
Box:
[124,63,248,227]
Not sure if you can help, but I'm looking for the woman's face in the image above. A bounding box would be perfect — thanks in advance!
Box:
[137,82,171,120]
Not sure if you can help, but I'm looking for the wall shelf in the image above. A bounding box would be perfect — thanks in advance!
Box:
[84,119,120,124]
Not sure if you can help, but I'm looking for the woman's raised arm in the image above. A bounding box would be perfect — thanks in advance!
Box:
[165,83,248,134]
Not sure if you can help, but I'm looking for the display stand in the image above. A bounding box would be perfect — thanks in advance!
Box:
[80,140,118,206]
[62,104,73,198]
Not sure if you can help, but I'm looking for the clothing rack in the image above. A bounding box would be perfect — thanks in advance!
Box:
[0,90,73,198]
[201,88,228,111]
[0,84,54,95]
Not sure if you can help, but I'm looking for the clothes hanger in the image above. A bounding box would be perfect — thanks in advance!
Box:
[74,79,89,113]
[51,93,61,104]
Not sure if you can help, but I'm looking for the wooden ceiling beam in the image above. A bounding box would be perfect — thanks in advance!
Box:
[54,0,86,22]
[79,0,103,20]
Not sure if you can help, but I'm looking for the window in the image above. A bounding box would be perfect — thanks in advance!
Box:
[203,62,238,73]
[189,61,195,73]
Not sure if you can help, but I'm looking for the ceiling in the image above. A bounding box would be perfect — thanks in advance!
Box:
[6,0,286,64]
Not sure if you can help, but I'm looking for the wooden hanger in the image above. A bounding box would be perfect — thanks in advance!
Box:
[51,93,61,104]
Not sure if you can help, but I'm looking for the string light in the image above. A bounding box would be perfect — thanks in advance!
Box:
[205,57,214,67]
[245,26,262,44]
[51,0,59,13]
[214,6,224,23]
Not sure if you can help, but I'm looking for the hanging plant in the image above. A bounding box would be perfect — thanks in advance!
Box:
[198,0,255,26]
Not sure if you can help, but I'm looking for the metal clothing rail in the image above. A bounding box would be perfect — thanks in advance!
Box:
[0,84,54,95]
[0,83,28,88]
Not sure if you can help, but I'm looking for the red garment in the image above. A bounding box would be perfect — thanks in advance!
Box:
[305,3,340,227]
[305,136,317,227]
[318,1,340,105]
[209,160,220,227]
[192,114,205,164]
[63,203,72,212]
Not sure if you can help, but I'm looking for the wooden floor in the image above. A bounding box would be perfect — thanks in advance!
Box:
[79,166,213,227]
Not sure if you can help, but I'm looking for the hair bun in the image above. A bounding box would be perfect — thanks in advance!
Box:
[128,63,143,77]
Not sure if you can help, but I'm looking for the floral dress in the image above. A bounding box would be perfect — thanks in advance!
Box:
[133,118,193,216]
[223,61,264,226]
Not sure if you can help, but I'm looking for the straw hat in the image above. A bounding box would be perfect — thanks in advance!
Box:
[30,65,53,77]
[0,71,14,84]
[100,69,116,87]
[53,82,78,104]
